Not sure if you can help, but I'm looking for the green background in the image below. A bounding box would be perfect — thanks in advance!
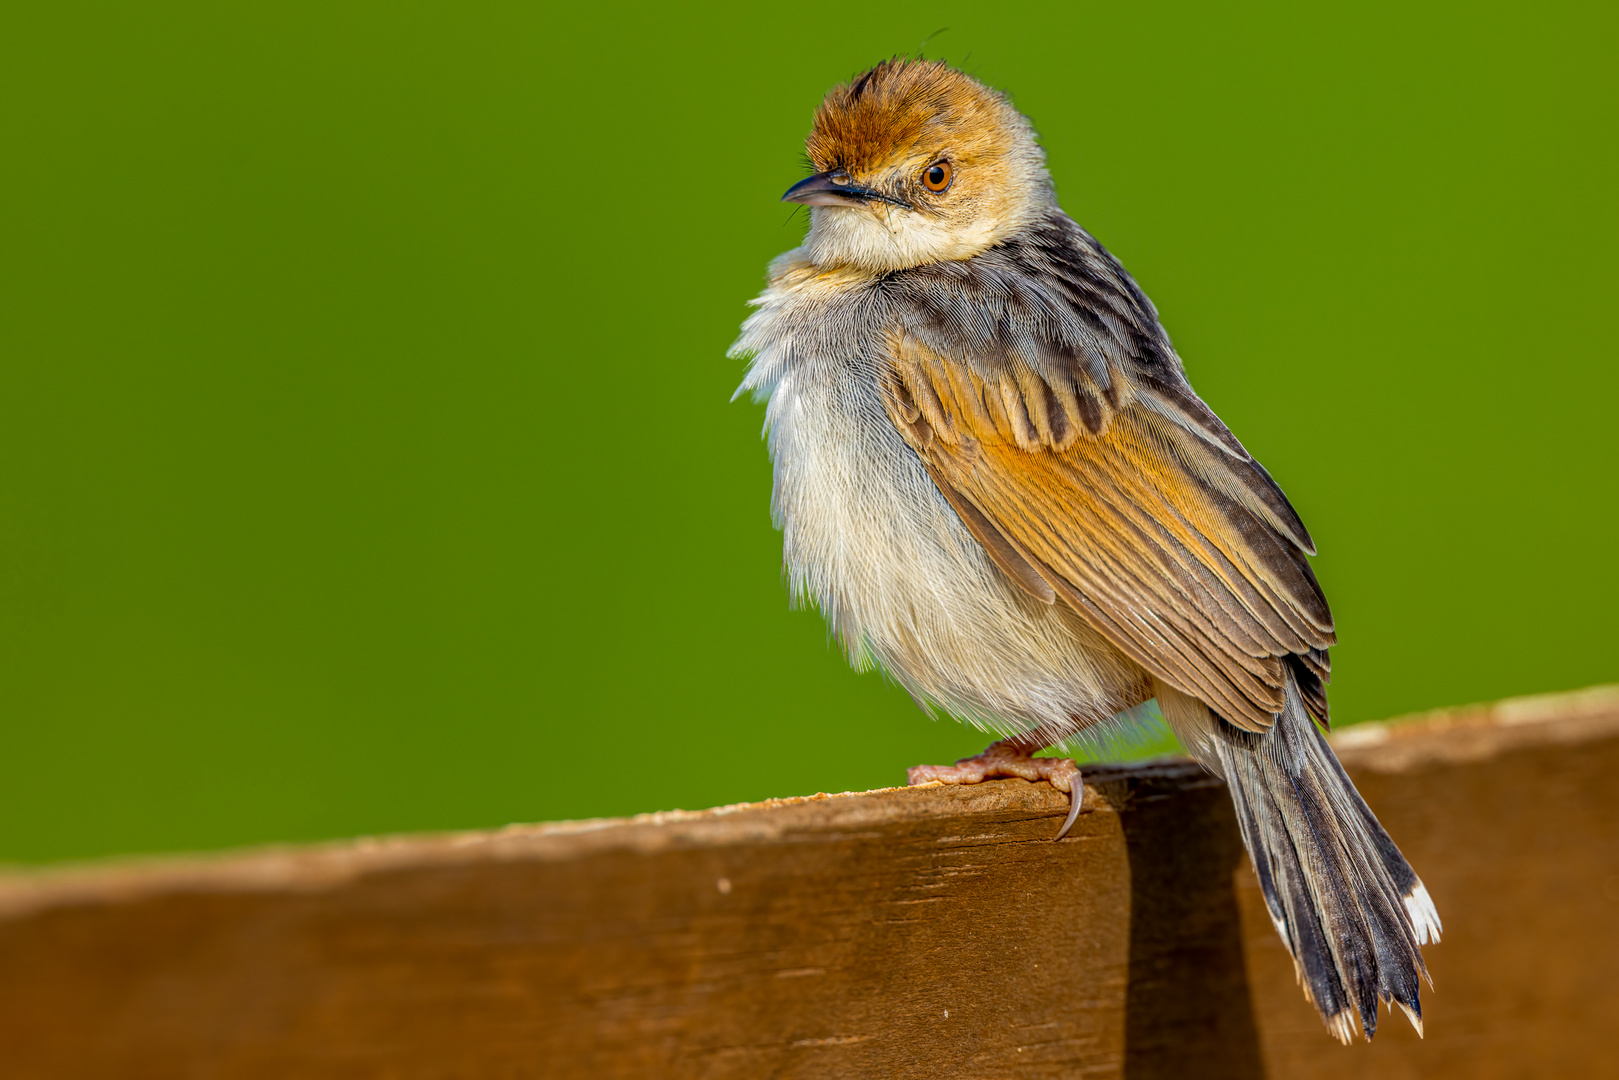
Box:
[1,2,1613,863]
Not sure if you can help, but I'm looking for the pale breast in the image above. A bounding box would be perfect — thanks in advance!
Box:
[731,252,1147,745]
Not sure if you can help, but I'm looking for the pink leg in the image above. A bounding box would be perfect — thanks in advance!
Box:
[907,737,1086,840]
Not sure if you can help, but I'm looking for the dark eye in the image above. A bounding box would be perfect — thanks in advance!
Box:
[921,160,952,192]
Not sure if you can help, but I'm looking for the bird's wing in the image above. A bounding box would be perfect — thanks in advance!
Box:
[880,224,1334,731]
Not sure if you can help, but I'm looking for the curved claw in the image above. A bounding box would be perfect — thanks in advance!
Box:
[1053,771,1085,841]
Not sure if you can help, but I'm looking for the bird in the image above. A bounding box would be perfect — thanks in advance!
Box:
[731,58,1440,1044]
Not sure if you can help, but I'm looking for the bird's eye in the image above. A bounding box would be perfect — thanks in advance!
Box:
[921,161,953,192]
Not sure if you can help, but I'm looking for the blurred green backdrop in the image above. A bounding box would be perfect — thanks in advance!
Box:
[1,2,1614,863]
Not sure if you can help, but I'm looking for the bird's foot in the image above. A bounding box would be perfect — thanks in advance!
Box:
[907,738,1085,840]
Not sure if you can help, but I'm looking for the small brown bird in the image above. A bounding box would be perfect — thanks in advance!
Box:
[732,58,1439,1043]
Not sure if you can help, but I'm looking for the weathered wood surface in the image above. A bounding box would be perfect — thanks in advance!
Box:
[0,686,1615,1079]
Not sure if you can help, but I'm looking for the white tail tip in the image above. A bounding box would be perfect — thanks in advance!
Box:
[1403,881,1443,945]
[1397,1000,1425,1038]
[1325,1009,1359,1045]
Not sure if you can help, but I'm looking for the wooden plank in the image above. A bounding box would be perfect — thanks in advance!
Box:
[0,686,1614,1078]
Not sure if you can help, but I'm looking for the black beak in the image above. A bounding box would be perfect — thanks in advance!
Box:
[781,170,912,210]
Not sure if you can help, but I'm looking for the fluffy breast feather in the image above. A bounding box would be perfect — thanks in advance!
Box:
[731,252,1148,743]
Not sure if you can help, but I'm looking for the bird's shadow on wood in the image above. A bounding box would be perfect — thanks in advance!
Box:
[1106,769,1268,1079]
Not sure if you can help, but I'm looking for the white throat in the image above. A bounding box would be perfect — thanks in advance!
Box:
[800,206,1004,273]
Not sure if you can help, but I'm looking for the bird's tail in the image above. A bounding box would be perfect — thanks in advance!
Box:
[1156,676,1442,1043]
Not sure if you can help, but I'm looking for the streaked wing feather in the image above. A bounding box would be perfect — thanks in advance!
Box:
[881,329,1334,732]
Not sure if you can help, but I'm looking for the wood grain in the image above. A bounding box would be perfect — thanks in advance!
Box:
[0,686,1615,1078]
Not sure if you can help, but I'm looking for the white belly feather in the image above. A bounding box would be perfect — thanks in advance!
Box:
[732,253,1145,746]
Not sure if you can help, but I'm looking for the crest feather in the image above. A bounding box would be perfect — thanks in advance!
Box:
[807,59,1028,175]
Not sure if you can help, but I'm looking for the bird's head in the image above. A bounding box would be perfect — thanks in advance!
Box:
[783,59,1053,274]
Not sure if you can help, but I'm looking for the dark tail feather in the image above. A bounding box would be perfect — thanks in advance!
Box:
[1162,676,1441,1043]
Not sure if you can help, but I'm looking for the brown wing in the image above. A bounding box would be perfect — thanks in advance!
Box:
[880,329,1335,732]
